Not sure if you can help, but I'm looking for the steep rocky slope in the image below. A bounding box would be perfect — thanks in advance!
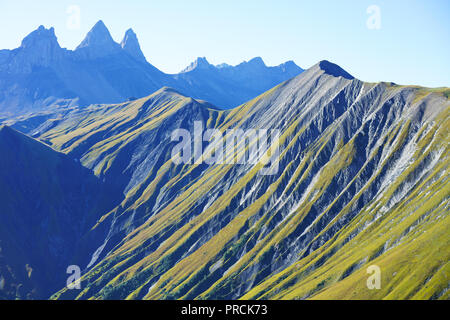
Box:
[29,61,449,300]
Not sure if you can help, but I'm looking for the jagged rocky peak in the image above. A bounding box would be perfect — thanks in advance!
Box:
[264,60,303,75]
[247,56,266,66]
[8,25,63,70]
[77,20,115,48]
[182,57,213,72]
[21,25,60,50]
[20,25,61,57]
[232,57,266,70]
[280,60,296,66]
[120,28,147,62]
[314,60,354,80]
[234,57,268,72]
[75,20,120,58]
[278,60,301,70]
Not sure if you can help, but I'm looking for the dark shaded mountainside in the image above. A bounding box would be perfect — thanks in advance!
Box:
[0,125,122,299]
[0,20,302,116]
[1,61,449,300]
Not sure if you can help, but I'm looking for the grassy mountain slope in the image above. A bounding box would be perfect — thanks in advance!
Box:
[15,61,449,300]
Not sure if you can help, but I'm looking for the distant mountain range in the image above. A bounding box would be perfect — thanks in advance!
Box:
[0,20,303,116]
[1,60,448,300]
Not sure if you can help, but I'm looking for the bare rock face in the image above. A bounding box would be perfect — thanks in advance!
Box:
[181,57,213,73]
[120,28,147,63]
[75,20,122,59]
[1,26,63,73]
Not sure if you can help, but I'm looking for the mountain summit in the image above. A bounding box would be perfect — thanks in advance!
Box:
[181,57,213,72]
[75,20,121,58]
[246,56,266,67]
[120,28,147,63]
[77,20,115,48]
[2,25,64,72]
[316,60,354,79]
[20,25,60,51]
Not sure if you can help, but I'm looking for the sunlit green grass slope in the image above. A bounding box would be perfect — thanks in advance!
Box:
[21,61,448,300]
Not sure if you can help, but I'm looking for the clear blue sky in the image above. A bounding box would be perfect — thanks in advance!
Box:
[1,0,449,87]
